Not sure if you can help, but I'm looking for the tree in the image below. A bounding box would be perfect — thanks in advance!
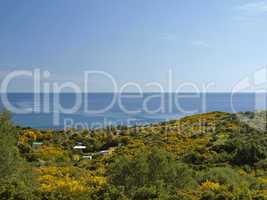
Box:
[0,111,35,199]
[107,147,196,199]
[0,111,19,179]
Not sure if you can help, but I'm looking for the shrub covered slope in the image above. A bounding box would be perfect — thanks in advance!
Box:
[1,111,267,199]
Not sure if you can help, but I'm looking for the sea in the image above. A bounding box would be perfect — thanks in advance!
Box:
[0,93,266,129]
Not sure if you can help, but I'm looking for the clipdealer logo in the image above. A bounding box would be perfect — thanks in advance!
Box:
[231,67,267,132]
[0,69,215,128]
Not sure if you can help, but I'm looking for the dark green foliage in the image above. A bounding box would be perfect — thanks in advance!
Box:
[0,111,19,178]
[0,111,36,200]
[108,148,197,199]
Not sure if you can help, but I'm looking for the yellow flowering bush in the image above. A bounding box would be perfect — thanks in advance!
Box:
[19,130,38,144]
[35,166,107,194]
[35,146,67,161]
[257,177,267,185]
[201,180,220,191]
[39,174,88,193]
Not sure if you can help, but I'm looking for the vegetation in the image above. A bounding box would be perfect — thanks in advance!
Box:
[0,111,267,199]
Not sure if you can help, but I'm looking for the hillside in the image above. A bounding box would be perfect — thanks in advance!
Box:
[1,111,267,199]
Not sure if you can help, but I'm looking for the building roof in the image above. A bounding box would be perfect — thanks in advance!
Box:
[73,145,86,149]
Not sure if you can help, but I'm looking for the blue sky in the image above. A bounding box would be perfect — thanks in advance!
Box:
[1,0,267,92]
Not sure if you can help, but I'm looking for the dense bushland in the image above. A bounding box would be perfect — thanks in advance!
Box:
[1,111,267,199]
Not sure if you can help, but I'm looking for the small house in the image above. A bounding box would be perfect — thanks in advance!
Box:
[99,150,109,155]
[82,155,93,160]
[73,145,86,149]
[115,130,122,135]
[32,141,43,149]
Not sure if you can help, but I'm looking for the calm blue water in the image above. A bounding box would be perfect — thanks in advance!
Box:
[0,93,266,129]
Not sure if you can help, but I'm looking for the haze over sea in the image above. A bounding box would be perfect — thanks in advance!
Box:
[0,93,266,129]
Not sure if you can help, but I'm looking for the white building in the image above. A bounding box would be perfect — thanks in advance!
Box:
[82,155,93,160]
[73,145,86,149]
